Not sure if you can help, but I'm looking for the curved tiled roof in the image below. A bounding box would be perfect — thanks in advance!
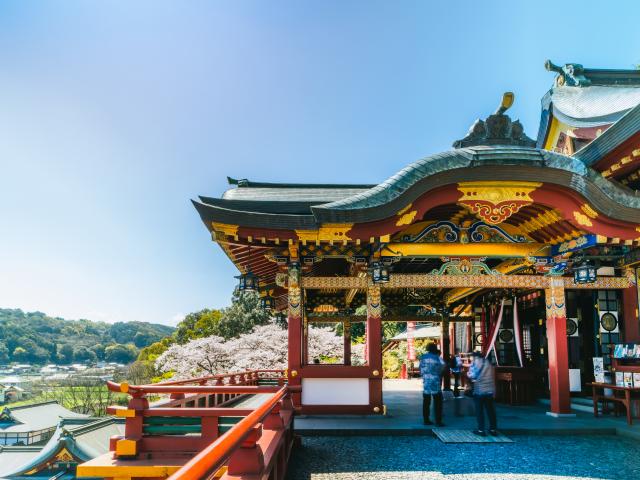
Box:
[545,86,640,126]
[194,144,640,229]
[574,103,640,166]
[311,146,640,224]
[0,401,87,433]
[0,417,124,478]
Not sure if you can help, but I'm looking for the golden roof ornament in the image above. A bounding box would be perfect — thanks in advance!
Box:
[453,92,535,149]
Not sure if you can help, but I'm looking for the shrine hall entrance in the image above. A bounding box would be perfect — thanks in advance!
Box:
[291,272,631,417]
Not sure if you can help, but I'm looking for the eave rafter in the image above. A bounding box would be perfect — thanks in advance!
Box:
[602,148,640,179]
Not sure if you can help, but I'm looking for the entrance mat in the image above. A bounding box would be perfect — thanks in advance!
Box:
[432,428,513,443]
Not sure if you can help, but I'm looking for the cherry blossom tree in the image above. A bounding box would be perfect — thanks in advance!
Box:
[155,335,233,379]
[155,322,365,379]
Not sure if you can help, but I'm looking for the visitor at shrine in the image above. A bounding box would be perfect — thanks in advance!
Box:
[450,348,463,397]
[419,343,446,426]
[468,351,498,436]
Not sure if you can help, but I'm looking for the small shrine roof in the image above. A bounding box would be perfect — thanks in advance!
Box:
[0,446,41,478]
[390,324,441,341]
[0,417,124,479]
[0,401,87,433]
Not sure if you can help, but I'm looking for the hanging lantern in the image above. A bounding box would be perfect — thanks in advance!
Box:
[573,260,597,284]
[236,269,259,291]
[371,262,390,284]
[260,293,275,311]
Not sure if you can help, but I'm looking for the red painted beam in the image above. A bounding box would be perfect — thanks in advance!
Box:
[623,284,640,343]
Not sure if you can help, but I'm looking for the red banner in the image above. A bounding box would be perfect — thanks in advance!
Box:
[407,321,416,361]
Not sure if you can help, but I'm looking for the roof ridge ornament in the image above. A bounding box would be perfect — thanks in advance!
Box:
[452,92,536,149]
[545,60,592,87]
[0,406,19,426]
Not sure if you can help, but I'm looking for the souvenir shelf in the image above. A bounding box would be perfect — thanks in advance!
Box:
[612,344,640,388]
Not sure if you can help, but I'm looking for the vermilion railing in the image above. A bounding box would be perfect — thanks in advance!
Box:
[169,385,292,480]
[76,370,297,480]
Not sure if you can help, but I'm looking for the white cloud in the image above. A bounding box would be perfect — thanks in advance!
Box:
[167,312,185,326]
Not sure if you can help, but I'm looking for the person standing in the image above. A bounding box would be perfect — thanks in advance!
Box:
[450,348,463,397]
[467,351,498,436]
[419,343,446,426]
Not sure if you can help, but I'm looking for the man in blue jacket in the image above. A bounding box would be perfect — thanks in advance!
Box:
[419,342,446,426]
[467,351,498,436]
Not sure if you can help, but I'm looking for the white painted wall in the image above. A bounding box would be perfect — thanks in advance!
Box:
[301,378,369,405]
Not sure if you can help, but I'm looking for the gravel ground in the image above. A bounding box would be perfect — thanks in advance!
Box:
[285,435,639,480]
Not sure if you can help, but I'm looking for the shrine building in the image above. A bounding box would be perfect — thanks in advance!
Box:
[192,61,640,417]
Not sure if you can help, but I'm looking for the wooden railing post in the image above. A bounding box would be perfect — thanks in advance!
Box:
[118,393,148,458]
[263,403,284,430]
[226,424,265,476]
[215,377,224,406]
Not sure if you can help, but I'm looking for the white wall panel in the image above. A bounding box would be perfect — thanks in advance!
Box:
[301,378,369,405]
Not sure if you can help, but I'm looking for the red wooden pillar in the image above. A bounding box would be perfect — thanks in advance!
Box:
[343,320,352,366]
[545,279,572,416]
[367,281,383,413]
[441,318,451,390]
[303,317,309,365]
[622,268,640,342]
[287,261,302,407]
[449,322,456,356]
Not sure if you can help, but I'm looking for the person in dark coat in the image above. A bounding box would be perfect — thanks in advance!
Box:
[419,343,446,426]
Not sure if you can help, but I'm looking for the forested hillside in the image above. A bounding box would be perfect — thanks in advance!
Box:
[0,308,174,365]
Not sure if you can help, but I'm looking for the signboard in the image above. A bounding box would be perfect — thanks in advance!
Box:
[551,234,597,256]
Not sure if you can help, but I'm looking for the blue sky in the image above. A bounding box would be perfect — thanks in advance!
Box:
[1,1,639,326]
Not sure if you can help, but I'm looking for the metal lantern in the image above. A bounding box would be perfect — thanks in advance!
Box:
[371,262,390,284]
[236,269,259,291]
[573,260,597,284]
[260,293,275,311]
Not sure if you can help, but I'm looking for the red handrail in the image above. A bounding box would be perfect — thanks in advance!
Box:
[107,369,285,395]
[107,382,283,395]
[167,386,289,480]
[140,369,284,387]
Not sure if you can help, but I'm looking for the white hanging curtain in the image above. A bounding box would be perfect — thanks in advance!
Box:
[513,297,524,367]
[484,298,505,365]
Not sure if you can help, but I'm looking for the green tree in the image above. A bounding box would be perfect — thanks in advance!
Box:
[105,344,138,363]
[0,343,9,364]
[74,346,98,363]
[12,346,28,362]
[125,360,156,385]
[90,343,106,360]
[59,344,74,364]
[215,290,270,339]
[138,338,173,362]
[0,308,173,366]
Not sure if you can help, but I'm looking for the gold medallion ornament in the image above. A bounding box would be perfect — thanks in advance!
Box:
[572,211,593,227]
[457,181,541,225]
[396,204,418,226]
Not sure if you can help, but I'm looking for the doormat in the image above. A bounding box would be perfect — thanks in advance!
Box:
[432,428,513,443]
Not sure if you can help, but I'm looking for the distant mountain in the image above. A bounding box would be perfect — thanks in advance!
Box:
[0,308,174,365]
